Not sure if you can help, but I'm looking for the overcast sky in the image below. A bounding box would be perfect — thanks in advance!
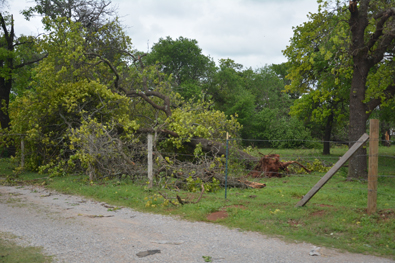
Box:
[7,0,319,69]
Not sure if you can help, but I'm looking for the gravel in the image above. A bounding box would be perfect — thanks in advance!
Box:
[0,185,393,263]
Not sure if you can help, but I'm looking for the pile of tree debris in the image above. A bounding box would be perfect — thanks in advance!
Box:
[247,154,311,178]
[170,169,266,189]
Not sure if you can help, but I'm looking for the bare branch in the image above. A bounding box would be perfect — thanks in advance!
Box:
[366,85,395,112]
[367,8,395,52]
[85,52,119,89]
[0,12,10,39]
[122,87,173,117]
[13,53,48,69]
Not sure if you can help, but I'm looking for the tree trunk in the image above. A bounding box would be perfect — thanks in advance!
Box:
[0,77,15,156]
[347,2,371,179]
[348,62,369,179]
[0,76,12,130]
[323,110,334,155]
[0,13,46,156]
[0,13,14,131]
[0,14,15,156]
[348,120,368,179]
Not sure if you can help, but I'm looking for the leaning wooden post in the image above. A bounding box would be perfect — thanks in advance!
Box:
[296,133,369,207]
[368,119,379,214]
[21,137,25,169]
[147,134,153,188]
[224,132,229,199]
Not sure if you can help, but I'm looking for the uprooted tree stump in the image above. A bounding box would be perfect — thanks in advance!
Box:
[247,154,311,178]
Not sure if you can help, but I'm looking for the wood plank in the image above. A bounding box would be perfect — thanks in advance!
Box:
[21,138,25,169]
[148,134,153,188]
[295,133,369,207]
[368,120,379,214]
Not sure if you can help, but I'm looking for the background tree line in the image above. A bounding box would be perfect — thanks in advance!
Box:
[0,0,394,180]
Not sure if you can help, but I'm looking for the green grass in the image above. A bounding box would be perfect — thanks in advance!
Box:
[0,233,52,263]
[1,146,394,260]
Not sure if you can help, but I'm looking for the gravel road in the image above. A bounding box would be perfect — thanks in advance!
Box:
[0,185,393,263]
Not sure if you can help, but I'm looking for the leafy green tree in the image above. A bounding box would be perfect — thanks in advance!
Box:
[237,65,302,146]
[9,17,137,171]
[23,0,122,64]
[284,21,350,155]
[0,11,46,131]
[243,65,293,113]
[283,5,351,154]
[10,18,245,175]
[207,59,245,111]
[205,60,312,148]
[290,88,349,154]
[284,0,395,178]
[145,36,216,99]
[146,39,309,148]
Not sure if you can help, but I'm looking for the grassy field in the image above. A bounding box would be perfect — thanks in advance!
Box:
[1,145,394,260]
[0,232,52,263]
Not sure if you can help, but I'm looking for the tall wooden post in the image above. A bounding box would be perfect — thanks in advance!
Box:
[21,138,25,169]
[148,134,153,188]
[224,132,229,199]
[368,119,379,214]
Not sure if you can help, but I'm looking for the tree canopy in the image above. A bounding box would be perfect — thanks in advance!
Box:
[0,11,46,133]
[9,17,243,177]
[284,0,395,178]
[6,0,393,182]
[145,36,215,100]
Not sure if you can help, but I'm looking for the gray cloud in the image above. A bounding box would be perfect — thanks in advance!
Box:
[119,0,319,67]
[8,0,319,68]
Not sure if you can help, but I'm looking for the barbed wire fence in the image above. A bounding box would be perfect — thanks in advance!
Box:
[1,121,394,213]
[0,134,26,168]
[145,120,394,213]
[217,121,392,212]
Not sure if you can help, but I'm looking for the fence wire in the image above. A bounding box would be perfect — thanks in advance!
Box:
[1,132,394,210]
[152,136,395,210]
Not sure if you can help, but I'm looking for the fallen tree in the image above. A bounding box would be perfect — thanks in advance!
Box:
[113,54,259,166]
[11,21,259,182]
[155,156,266,190]
[160,176,265,207]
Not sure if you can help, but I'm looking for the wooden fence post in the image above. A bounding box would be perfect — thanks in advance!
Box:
[148,134,153,188]
[225,132,229,199]
[368,119,379,214]
[21,137,25,169]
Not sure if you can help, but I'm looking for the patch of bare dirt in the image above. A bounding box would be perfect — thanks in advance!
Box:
[310,210,325,217]
[317,204,334,207]
[288,219,303,227]
[207,211,228,221]
[207,205,246,221]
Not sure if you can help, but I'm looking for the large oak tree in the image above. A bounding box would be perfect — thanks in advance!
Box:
[284,0,395,178]
[0,12,46,130]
